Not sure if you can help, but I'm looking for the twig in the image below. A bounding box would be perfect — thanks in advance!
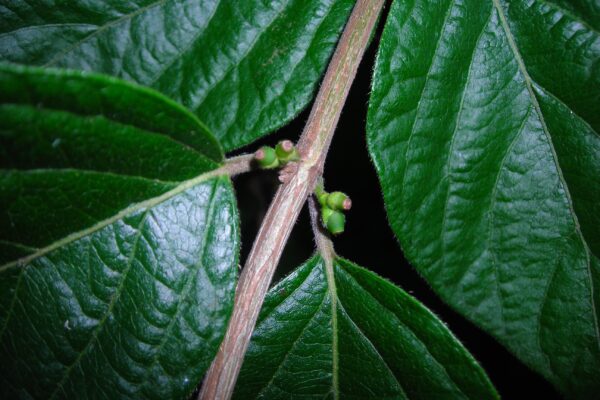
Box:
[223,153,255,176]
[199,1,385,398]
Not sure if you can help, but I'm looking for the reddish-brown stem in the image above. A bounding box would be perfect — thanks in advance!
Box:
[223,153,255,176]
[199,1,385,398]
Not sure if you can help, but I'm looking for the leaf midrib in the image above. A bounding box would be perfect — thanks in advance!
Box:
[535,0,600,36]
[325,255,408,399]
[491,0,600,350]
[42,0,168,67]
[0,264,25,342]
[336,301,409,399]
[2,168,180,187]
[531,81,600,139]
[0,168,176,251]
[339,264,485,399]
[323,256,339,399]
[328,258,419,399]
[0,168,228,273]
[0,239,38,252]
[180,0,294,110]
[0,23,98,39]
[253,284,329,399]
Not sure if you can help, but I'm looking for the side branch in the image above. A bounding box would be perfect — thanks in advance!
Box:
[199,1,385,398]
[223,153,255,176]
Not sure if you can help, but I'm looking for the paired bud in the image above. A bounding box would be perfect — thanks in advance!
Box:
[254,146,279,169]
[254,140,299,169]
[275,140,300,163]
[326,191,352,211]
[316,187,329,208]
[316,185,351,235]
[322,207,346,235]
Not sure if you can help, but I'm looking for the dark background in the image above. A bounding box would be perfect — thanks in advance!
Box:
[230,6,561,399]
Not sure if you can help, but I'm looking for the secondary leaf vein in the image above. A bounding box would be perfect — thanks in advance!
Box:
[0,167,228,274]
[47,210,149,400]
[43,0,168,67]
[492,0,600,349]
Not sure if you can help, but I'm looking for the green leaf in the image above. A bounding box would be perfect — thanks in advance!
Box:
[0,64,240,399]
[234,255,498,399]
[0,0,356,151]
[367,0,600,397]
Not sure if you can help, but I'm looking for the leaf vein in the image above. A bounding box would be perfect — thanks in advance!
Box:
[534,0,600,36]
[0,23,98,40]
[47,210,149,400]
[139,179,219,388]
[0,264,25,342]
[493,0,600,350]
[337,302,409,399]
[253,286,329,399]
[439,7,494,275]
[144,1,221,88]
[531,81,600,139]
[243,0,339,140]
[340,266,468,399]
[187,0,294,111]
[43,0,168,67]
[0,167,227,274]
[485,106,532,335]
[398,0,457,203]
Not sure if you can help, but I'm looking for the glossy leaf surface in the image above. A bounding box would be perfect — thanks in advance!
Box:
[234,256,498,399]
[0,0,355,151]
[0,64,240,399]
[367,0,600,396]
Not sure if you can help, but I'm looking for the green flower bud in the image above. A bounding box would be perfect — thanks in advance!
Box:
[318,192,329,207]
[327,191,351,211]
[275,140,299,163]
[317,187,348,234]
[254,146,279,169]
[325,209,345,235]
[321,206,334,225]
[314,185,329,206]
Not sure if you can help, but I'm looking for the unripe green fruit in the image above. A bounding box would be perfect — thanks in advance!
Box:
[327,191,351,211]
[321,206,334,225]
[275,140,299,163]
[325,209,345,235]
[255,146,279,169]
[317,187,348,234]
[318,192,329,207]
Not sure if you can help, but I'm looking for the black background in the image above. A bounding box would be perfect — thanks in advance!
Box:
[230,4,562,398]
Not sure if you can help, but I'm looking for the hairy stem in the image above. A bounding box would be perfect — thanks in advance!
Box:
[223,153,255,176]
[199,1,385,398]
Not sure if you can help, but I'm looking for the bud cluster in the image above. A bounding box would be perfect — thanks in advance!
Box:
[254,140,299,169]
[315,185,352,235]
